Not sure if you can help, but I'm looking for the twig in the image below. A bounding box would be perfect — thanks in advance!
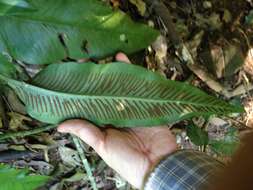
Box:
[0,150,43,162]
[71,135,98,190]
[0,124,56,141]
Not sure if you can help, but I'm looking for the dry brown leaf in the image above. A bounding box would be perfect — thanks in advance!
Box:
[152,35,168,75]
[186,31,204,59]
[210,45,224,78]
[58,146,81,167]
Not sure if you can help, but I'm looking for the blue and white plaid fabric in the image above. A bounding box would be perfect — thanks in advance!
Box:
[144,150,224,190]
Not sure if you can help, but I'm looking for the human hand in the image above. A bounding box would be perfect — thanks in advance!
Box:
[58,53,177,189]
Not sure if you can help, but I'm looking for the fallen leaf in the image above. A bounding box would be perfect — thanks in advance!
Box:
[152,35,168,75]
[9,145,26,151]
[202,43,245,79]
[58,146,81,167]
[14,160,54,175]
[243,48,253,80]
[223,9,232,23]
[223,44,245,77]
[28,144,48,150]
[186,31,204,59]
[64,172,88,182]
[210,45,224,78]
[8,112,32,131]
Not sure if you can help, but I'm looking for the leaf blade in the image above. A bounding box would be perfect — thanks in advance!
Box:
[0,0,159,64]
[0,53,16,78]
[0,164,49,190]
[0,62,244,127]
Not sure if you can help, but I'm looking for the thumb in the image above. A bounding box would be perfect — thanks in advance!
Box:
[58,119,105,153]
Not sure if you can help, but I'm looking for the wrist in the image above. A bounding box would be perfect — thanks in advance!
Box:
[141,149,178,189]
[143,150,224,190]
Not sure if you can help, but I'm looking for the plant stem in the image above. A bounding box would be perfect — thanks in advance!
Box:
[0,124,56,141]
[71,135,98,190]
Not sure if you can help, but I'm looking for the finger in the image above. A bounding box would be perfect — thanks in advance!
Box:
[131,126,168,133]
[115,52,131,64]
[58,120,105,153]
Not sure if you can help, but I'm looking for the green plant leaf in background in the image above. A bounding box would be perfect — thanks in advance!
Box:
[0,53,16,78]
[0,164,49,190]
[186,124,209,146]
[0,0,159,65]
[0,0,35,15]
[245,10,253,25]
[0,62,244,127]
[209,127,240,156]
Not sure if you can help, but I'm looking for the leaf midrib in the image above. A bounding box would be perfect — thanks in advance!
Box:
[5,77,232,110]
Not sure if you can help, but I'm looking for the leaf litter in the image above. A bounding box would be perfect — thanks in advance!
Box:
[1,0,253,189]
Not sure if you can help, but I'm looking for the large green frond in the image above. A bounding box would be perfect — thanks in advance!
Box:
[0,62,243,127]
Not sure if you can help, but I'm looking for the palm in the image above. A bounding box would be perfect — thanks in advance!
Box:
[58,120,177,188]
[101,127,176,164]
[91,126,177,188]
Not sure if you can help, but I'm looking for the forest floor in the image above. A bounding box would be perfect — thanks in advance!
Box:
[1,0,253,189]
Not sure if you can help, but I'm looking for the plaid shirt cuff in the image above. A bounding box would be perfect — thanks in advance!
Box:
[144,150,224,190]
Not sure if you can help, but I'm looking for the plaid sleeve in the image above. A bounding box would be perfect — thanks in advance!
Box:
[144,150,224,190]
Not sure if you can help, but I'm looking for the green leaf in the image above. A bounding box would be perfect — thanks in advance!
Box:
[0,62,244,127]
[0,164,49,190]
[209,127,239,156]
[186,124,209,146]
[0,53,16,78]
[0,0,159,65]
[245,10,253,25]
[0,0,35,15]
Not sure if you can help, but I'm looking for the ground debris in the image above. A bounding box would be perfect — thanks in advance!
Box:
[1,0,253,189]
